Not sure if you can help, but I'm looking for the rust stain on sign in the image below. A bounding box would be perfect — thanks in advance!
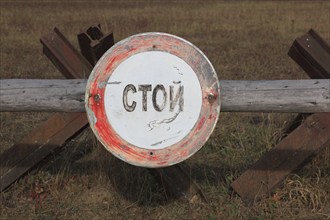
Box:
[85,33,220,168]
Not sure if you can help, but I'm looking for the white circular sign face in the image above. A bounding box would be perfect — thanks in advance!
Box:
[85,32,220,168]
[104,51,202,149]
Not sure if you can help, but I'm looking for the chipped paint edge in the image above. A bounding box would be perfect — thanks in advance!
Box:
[85,32,221,168]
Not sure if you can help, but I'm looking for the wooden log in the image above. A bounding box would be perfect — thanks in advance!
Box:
[220,79,330,112]
[0,79,86,112]
[0,79,329,113]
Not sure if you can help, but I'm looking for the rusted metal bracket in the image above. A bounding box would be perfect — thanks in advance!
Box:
[231,113,329,204]
[78,24,114,66]
[0,113,87,191]
[231,29,330,205]
[288,29,330,79]
[0,28,92,191]
[40,28,93,79]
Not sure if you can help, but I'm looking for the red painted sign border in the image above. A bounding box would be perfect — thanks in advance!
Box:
[85,33,220,167]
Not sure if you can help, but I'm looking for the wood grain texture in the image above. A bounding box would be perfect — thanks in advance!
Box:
[220,79,330,112]
[0,79,86,112]
[1,79,329,113]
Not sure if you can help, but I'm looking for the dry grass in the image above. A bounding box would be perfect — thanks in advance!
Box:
[1,1,330,219]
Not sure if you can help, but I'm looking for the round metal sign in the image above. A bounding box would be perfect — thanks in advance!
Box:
[85,33,220,168]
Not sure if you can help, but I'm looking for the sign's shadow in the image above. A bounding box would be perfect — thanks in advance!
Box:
[39,129,189,206]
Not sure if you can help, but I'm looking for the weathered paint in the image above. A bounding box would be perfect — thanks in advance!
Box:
[85,32,220,167]
[104,51,202,150]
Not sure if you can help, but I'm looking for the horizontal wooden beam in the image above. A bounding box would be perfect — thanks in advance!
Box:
[0,79,86,112]
[220,80,329,112]
[0,79,329,113]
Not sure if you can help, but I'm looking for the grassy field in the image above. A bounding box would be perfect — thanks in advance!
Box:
[1,1,330,219]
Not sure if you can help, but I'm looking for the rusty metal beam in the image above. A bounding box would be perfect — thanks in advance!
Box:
[0,28,92,191]
[78,24,114,66]
[288,29,330,79]
[231,29,330,205]
[231,113,330,204]
[0,113,87,191]
[40,28,93,79]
